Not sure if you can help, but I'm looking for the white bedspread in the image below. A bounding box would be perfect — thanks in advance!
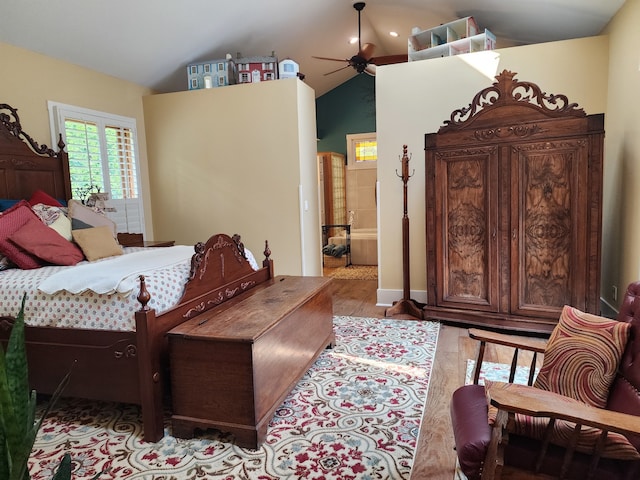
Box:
[38,245,194,295]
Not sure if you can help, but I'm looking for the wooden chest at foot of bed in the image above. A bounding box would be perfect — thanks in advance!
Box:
[167,275,334,448]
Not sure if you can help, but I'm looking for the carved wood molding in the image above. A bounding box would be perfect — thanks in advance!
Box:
[441,70,586,132]
[189,234,249,281]
[183,279,257,319]
[0,103,62,157]
[114,344,137,359]
[473,124,545,141]
[435,146,497,159]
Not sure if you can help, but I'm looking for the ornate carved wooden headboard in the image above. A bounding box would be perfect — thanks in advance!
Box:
[0,103,71,201]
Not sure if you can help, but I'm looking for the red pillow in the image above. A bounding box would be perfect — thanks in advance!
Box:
[28,189,64,207]
[9,216,84,266]
[0,200,43,269]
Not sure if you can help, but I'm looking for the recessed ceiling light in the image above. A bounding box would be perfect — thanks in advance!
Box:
[389,31,399,37]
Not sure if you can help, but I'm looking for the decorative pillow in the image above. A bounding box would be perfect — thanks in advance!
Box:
[71,217,93,231]
[72,226,123,261]
[534,305,630,408]
[31,204,72,241]
[0,200,43,269]
[8,216,84,266]
[28,189,64,208]
[48,214,73,241]
[485,380,640,460]
[68,199,116,237]
[0,199,20,212]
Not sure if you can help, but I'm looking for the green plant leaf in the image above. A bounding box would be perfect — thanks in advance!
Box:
[0,294,35,480]
[0,425,9,480]
[0,294,98,480]
[51,453,72,480]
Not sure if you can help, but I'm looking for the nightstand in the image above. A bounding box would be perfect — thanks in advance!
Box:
[143,240,175,247]
[117,233,175,248]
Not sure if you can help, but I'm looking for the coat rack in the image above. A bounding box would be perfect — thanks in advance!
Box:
[385,145,424,320]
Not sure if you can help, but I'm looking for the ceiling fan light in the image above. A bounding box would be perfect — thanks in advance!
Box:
[389,31,399,37]
[349,37,359,44]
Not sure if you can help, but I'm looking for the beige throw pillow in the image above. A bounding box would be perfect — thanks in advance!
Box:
[72,226,123,261]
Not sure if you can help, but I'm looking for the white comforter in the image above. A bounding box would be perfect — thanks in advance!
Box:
[38,245,194,295]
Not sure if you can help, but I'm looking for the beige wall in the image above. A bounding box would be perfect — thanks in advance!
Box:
[0,42,156,236]
[375,36,609,305]
[601,0,640,308]
[142,78,321,276]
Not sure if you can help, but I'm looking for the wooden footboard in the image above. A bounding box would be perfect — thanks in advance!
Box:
[134,233,274,441]
[1,325,139,404]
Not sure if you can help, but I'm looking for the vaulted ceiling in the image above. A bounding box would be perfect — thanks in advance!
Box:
[0,0,625,97]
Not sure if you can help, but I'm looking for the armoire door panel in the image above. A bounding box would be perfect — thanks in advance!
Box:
[435,147,499,311]
[510,139,588,318]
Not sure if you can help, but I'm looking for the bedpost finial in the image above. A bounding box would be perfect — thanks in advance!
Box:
[137,275,151,311]
[264,240,271,260]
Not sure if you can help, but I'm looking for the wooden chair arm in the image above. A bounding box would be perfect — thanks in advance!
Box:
[469,328,548,354]
[487,381,640,437]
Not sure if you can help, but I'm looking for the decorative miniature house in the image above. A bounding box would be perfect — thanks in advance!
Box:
[278,58,300,79]
[187,54,237,90]
[235,52,279,84]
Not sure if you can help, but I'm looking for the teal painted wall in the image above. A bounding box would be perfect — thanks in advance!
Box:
[316,74,376,156]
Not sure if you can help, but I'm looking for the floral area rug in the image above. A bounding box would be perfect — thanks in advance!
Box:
[30,316,439,480]
[324,265,378,281]
[465,360,540,385]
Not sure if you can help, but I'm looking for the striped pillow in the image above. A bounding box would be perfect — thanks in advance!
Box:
[534,305,630,408]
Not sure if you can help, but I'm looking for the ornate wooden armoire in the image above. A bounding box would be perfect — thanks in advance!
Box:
[424,71,604,333]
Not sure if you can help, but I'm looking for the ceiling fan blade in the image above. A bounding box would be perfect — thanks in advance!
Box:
[313,55,350,63]
[324,65,351,76]
[359,43,376,61]
[369,54,409,66]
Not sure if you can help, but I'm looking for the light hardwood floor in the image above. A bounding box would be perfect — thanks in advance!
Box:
[328,277,542,480]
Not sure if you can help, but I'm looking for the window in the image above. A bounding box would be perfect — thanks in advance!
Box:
[346,132,377,169]
[217,62,224,71]
[217,76,225,86]
[204,64,211,73]
[48,101,145,234]
[191,78,198,89]
[264,72,274,80]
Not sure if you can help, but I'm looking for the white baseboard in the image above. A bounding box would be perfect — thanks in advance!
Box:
[376,288,428,307]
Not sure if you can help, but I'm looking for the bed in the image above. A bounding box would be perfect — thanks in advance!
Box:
[0,103,275,442]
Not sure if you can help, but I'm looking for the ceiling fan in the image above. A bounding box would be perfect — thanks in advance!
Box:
[313,2,408,76]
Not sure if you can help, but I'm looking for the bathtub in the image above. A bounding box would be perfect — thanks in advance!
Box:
[329,227,378,265]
